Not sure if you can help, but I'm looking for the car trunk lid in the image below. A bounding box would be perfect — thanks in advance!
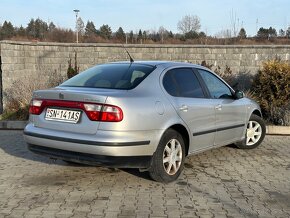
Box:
[31,87,116,134]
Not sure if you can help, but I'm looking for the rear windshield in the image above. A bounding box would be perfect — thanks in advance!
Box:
[60,63,155,90]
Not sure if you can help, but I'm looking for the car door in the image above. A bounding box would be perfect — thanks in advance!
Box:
[197,69,247,146]
[162,67,216,153]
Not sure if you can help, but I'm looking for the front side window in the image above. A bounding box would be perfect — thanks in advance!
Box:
[198,69,233,99]
[60,63,155,90]
[163,68,205,98]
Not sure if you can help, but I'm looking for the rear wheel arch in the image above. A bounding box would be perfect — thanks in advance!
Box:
[149,127,186,183]
[167,124,190,156]
[252,109,262,118]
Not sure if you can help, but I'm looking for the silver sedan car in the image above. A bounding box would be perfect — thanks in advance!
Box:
[24,61,266,183]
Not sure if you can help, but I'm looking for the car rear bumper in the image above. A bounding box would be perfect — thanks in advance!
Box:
[23,123,161,168]
[27,144,152,168]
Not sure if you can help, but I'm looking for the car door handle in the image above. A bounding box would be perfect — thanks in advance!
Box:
[179,105,188,112]
[215,104,222,110]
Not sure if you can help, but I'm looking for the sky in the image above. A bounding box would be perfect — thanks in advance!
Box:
[0,0,289,36]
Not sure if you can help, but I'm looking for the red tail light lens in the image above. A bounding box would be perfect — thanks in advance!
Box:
[100,105,123,122]
[29,100,43,115]
[29,99,123,122]
[83,104,102,121]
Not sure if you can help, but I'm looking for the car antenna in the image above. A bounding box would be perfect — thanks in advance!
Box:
[122,45,134,63]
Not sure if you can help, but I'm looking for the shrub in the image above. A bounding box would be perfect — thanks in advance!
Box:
[233,71,255,91]
[0,104,29,121]
[1,72,65,121]
[67,52,79,79]
[252,59,290,125]
[1,52,79,121]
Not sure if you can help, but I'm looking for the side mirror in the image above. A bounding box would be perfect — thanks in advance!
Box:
[234,90,244,99]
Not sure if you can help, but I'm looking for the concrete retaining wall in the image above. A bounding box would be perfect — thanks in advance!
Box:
[0,40,289,112]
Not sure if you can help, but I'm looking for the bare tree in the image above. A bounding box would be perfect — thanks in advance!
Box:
[230,9,238,37]
[215,29,232,38]
[158,26,168,43]
[177,15,201,34]
[76,17,85,35]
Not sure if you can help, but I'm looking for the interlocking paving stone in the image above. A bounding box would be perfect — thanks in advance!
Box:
[0,130,289,218]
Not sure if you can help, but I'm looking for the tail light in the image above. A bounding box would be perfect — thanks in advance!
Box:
[29,99,43,115]
[83,104,102,121]
[29,99,123,122]
[100,105,123,122]
[84,103,123,122]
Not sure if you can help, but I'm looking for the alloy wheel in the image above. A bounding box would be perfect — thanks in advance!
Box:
[246,120,262,146]
[163,139,183,175]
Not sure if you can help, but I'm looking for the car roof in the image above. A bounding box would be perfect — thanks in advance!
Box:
[109,60,205,69]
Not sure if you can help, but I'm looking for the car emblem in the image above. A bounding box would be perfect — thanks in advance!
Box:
[59,93,64,99]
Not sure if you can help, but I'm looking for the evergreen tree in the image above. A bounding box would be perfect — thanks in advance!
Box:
[99,24,112,39]
[142,30,147,41]
[257,27,277,39]
[26,18,35,37]
[199,31,206,38]
[238,28,247,39]
[85,21,97,36]
[26,18,48,39]
[137,29,143,42]
[129,30,134,43]
[184,30,199,39]
[17,25,26,36]
[48,22,56,32]
[286,27,290,38]
[0,21,15,39]
[35,18,48,38]
[149,32,161,42]
[115,27,126,42]
[268,27,277,38]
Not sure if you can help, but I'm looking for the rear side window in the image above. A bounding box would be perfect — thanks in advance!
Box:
[60,63,155,90]
[163,68,205,98]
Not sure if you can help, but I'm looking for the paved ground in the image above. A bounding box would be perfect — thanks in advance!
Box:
[0,131,289,218]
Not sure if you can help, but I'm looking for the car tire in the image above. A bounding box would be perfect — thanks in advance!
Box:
[149,129,185,183]
[236,114,266,149]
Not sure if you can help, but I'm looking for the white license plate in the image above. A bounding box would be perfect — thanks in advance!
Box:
[45,108,81,123]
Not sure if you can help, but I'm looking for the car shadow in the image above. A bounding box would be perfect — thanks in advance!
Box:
[121,168,152,181]
[0,130,88,167]
[226,143,238,149]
